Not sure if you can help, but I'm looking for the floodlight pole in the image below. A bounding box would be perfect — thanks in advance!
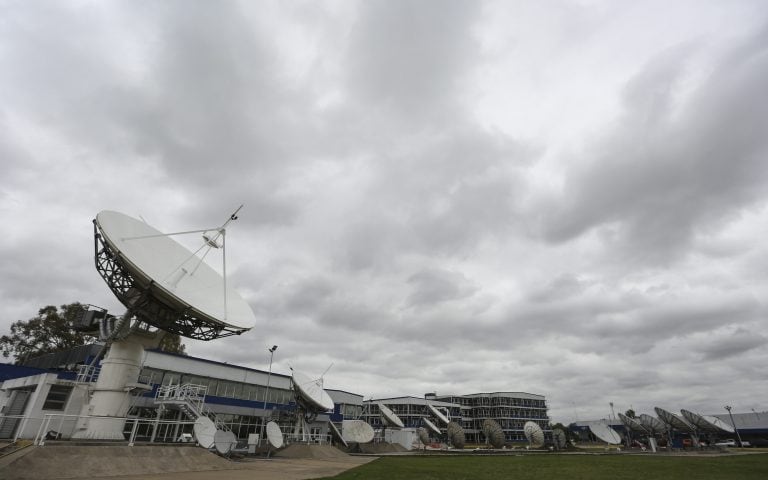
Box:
[724,405,743,447]
[260,345,278,446]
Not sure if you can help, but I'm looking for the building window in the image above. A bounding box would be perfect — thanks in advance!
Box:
[42,385,72,411]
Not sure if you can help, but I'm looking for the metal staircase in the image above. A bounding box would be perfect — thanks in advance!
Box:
[155,384,231,433]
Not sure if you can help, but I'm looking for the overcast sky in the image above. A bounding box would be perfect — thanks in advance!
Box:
[2,0,767,424]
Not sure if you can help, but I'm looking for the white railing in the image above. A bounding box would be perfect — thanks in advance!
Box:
[31,413,196,447]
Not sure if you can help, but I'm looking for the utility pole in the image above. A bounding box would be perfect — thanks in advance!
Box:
[259,345,278,446]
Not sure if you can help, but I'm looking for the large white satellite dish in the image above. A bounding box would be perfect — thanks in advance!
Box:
[328,421,348,448]
[266,421,284,448]
[214,429,237,454]
[291,370,334,412]
[427,403,449,425]
[342,420,375,444]
[194,417,217,449]
[589,422,622,445]
[423,418,441,436]
[524,421,545,448]
[655,407,695,433]
[379,403,405,429]
[94,210,255,339]
[638,413,666,434]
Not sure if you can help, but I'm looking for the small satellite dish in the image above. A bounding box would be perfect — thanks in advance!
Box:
[589,422,622,445]
[292,370,334,412]
[482,419,505,449]
[94,210,255,339]
[342,420,375,444]
[704,415,735,434]
[680,410,735,434]
[423,418,441,436]
[266,421,284,448]
[446,421,466,449]
[524,421,545,448]
[214,429,237,454]
[194,417,216,449]
[417,427,430,446]
[638,413,666,434]
[427,403,449,425]
[328,421,348,448]
[618,413,648,434]
[553,429,567,449]
[379,403,405,429]
[655,407,695,433]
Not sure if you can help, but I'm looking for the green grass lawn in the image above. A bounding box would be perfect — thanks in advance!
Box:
[318,453,768,480]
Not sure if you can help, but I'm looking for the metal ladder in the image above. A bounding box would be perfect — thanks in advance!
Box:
[155,384,231,433]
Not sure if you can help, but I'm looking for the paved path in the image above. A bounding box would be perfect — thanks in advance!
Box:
[88,457,377,480]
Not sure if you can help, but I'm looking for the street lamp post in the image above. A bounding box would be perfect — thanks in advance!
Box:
[259,345,278,446]
[724,405,743,447]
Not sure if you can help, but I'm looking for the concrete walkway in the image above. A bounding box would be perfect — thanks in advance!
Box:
[90,457,377,480]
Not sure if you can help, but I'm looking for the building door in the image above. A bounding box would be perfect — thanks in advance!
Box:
[0,390,32,439]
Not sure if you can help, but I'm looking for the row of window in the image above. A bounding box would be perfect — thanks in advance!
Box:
[140,367,294,405]
[439,396,546,408]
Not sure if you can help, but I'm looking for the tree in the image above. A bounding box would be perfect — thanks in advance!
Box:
[625,409,636,419]
[1,302,185,363]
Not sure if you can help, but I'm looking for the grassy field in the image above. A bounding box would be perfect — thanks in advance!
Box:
[317,453,768,480]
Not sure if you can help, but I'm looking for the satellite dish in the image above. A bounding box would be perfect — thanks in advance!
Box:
[423,418,441,436]
[291,370,334,412]
[680,410,735,434]
[194,417,216,449]
[94,210,255,339]
[704,415,735,434]
[655,407,695,433]
[427,403,449,425]
[379,403,405,428]
[524,421,545,448]
[266,421,284,448]
[638,413,666,435]
[417,427,431,446]
[446,421,466,449]
[589,422,622,445]
[328,421,348,448]
[342,420,375,444]
[482,419,505,448]
[553,429,567,449]
[618,413,648,434]
[214,429,237,454]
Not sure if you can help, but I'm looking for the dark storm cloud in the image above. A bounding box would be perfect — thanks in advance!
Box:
[698,328,768,360]
[539,30,768,264]
[405,268,477,307]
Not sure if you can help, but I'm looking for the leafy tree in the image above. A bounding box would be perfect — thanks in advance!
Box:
[625,409,636,419]
[1,302,185,363]
[550,422,572,441]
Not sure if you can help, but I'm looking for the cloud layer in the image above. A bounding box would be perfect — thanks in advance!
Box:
[1,0,766,423]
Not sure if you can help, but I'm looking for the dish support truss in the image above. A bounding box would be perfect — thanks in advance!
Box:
[93,220,248,341]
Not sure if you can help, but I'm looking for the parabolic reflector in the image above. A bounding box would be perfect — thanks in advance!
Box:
[291,370,334,412]
[342,420,375,443]
[266,421,284,448]
[194,417,216,449]
[427,403,450,425]
[423,418,441,435]
[618,413,648,434]
[94,211,255,340]
[524,421,545,448]
[655,407,695,433]
[680,410,735,434]
[589,422,622,445]
[379,403,405,428]
[638,413,666,434]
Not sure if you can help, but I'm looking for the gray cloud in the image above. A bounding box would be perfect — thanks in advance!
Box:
[1,1,767,424]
